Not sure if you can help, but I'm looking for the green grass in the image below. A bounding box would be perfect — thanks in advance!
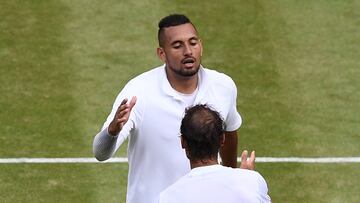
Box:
[0,0,359,202]
[257,163,360,203]
[0,163,128,203]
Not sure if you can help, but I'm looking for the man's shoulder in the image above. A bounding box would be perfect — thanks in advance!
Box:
[228,168,268,184]
[116,65,164,98]
[129,65,164,83]
[201,67,237,90]
[122,65,164,92]
[203,67,232,80]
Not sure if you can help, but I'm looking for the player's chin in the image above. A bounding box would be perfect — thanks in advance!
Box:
[180,67,199,77]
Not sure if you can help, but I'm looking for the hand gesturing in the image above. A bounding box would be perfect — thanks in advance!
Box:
[108,96,137,136]
[240,150,255,170]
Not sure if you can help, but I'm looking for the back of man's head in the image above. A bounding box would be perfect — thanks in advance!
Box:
[157,14,194,47]
[180,104,225,161]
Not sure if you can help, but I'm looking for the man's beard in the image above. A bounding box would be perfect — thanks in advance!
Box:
[170,64,200,77]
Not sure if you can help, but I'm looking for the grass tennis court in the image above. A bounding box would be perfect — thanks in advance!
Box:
[1,0,359,202]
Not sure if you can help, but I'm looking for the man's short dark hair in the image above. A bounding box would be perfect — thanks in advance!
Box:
[180,104,225,161]
[157,14,193,47]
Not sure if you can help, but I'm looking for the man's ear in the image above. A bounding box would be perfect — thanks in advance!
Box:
[181,136,187,149]
[199,39,203,57]
[157,47,166,63]
[220,134,225,147]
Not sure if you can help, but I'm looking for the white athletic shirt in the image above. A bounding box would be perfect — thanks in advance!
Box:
[158,165,271,203]
[93,64,242,203]
[175,85,199,108]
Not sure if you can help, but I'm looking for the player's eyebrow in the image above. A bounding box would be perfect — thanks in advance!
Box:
[189,37,199,41]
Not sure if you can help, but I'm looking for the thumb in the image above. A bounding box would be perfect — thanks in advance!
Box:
[129,96,137,108]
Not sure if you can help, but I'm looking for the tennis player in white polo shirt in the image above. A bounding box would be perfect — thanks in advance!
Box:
[158,104,271,203]
[93,14,255,203]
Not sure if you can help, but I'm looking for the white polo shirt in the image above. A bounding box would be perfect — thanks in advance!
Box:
[158,165,271,203]
[93,64,242,203]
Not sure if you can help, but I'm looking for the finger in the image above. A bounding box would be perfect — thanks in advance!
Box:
[129,96,137,108]
[120,98,128,106]
[250,151,255,162]
[118,104,128,112]
[116,98,129,114]
[118,96,136,119]
[240,150,248,168]
[117,117,128,124]
[241,150,248,161]
[248,151,255,170]
[117,108,130,119]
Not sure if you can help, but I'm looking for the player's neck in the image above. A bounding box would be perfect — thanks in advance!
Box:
[166,69,198,94]
[190,158,218,169]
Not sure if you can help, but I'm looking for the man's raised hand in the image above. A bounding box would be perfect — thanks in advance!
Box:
[108,96,137,136]
[240,150,255,170]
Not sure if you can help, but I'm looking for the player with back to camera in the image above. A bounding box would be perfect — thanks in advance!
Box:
[158,104,271,203]
[93,14,255,203]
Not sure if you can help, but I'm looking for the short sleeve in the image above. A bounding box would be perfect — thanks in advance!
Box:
[224,79,242,131]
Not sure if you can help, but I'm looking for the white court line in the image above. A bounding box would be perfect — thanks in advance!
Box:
[0,157,359,164]
[254,157,360,163]
[0,157,126,164]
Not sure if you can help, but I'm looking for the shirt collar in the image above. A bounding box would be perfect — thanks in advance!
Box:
[161,64,209,102]
[188,164,223,177]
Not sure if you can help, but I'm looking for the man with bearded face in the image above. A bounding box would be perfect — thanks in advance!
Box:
[93,14,253,203]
